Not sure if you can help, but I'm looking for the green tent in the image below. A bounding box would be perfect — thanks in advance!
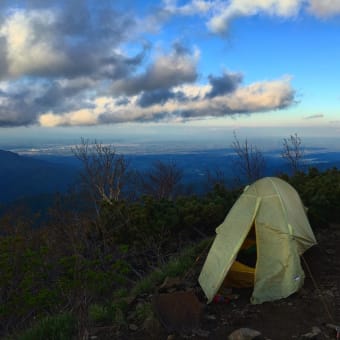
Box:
[198,177,317,304]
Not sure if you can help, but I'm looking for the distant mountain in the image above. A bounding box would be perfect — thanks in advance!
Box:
[1,147,339,206]
[0,150,78,204]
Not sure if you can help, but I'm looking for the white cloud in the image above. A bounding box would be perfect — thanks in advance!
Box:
[39,76,295,126]
[308,0,340,18]
[0,1,309,128]
[112,46,199,95]
[39,108,99,127]
[207,0,303,34]
[0,9,67,77]
[159,0,340,35]
[164,0,213,15]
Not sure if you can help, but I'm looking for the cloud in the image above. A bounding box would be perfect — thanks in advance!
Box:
[0,37,8,78]
[138,89,187,107]
[163,0,213,16]
[0,9,67,78]
[38,76,296,126]
[0,82,41,126]
[308,0,340,18]
[0,1,151,127]
[112,44,198,96]
[115,97,130,106]
[304,114,324,120]
[0,1,300,128]
[207,0,303,34]
[205,71,243,98]
[0,4,139,80]
[165,0,340,35]
[0,76,100,127]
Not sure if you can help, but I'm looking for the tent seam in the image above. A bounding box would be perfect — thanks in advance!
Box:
[268,177,291,235]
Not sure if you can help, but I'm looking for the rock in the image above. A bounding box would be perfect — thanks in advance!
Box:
[153,291,203,334]
[193,328,210,337]
[300,326,322,339]
[143,316,163,338]
[129,324,138,331]
[325,249,336,255]
[205,314,216,320]
[159,276,183,291]
[228,328,262,340]
[167,287,177,293]
[312,327,321,334]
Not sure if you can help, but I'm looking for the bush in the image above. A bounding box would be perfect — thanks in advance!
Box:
[16,313,76,340]
[132,238,212,296]
[287,167,340,227]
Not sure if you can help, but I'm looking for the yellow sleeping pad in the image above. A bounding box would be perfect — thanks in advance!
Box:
[222,260,255,288]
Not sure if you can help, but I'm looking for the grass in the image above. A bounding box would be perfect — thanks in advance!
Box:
[10,238,212,339]
[132,237,212,296]
[86,237,211,330]
[15,312,76,340]
[89,300,128,326]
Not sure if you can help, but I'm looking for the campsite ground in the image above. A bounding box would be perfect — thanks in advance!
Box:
[116,224,340,340]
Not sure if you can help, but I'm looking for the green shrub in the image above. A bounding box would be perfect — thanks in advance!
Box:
[89,304,108,324]
[132,238,211,296]
[135,302,153,322]
[16,313,75,340]
[89,300,129,328]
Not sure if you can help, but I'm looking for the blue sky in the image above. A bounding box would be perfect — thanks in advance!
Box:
[0,0,340,147]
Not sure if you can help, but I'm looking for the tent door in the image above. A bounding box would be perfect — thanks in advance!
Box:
[221,224,257,289]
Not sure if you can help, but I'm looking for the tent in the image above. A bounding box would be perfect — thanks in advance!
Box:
[198,177,317,304]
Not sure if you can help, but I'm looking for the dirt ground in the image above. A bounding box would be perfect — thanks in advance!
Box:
[117,224,340,339]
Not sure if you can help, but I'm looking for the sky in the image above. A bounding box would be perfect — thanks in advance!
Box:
[0,0,340,149]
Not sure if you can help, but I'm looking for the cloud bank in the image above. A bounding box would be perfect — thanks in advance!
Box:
[167,0,340,34]
[38,76,295,126]
[1,0,338,127]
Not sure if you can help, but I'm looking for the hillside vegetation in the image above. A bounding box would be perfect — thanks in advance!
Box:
[1,163,340,339]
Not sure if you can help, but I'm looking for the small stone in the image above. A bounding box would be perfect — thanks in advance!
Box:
[159,276,182,290]
[129,324,138,331]
[325,249,336,255]
[167,335,176,340]
[194,328,210,337]
[167,287,177,293]
[205,314,216,320]
[312,327,321,334]
[228,328,262,340]
[300,326,322,339]
[143,316,163,337]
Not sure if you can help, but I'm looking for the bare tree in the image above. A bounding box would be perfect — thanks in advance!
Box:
[281,133,305,174]
[231,131,265,184]
[205,168,227,190]
[72,138,128,214]
[141,160,183,200]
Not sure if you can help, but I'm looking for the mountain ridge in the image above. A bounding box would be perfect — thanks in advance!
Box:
[0,149,77,203]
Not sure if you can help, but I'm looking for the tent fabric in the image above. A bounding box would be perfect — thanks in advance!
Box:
[198,177,317,304]
[223,260,255,288]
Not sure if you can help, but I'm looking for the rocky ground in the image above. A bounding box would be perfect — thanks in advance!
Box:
[97,224,340,340]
